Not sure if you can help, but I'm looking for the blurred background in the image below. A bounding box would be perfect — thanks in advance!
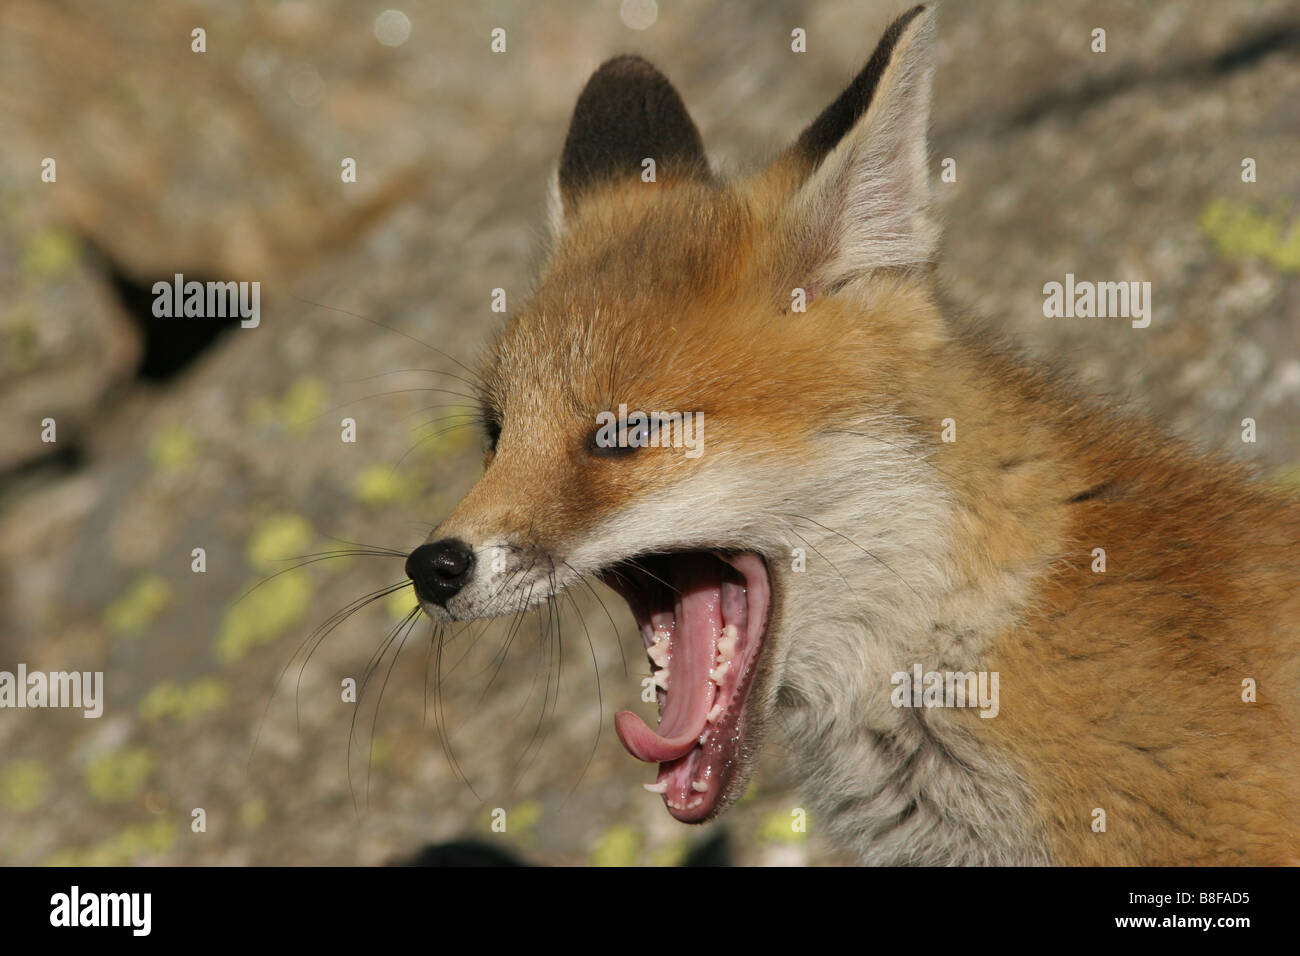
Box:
[0,0,1297,866]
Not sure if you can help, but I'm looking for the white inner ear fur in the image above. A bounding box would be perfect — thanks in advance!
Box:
[788,10,940,290]
[545,164,565,244]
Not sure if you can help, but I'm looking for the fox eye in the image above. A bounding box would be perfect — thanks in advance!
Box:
[483,414,502,451]
[587,419,650,458]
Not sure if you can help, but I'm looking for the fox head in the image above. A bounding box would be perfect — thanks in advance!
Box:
[407,5,955,823]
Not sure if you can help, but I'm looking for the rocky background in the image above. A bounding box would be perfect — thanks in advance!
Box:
[0,0,1296,866]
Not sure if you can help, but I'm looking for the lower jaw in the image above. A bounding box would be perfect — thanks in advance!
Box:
[654,693,751,822]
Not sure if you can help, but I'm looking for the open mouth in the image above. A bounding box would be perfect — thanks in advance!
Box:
[597,550,771,823]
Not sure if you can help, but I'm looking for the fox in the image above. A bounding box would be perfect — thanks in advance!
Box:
[403,4,1300,864]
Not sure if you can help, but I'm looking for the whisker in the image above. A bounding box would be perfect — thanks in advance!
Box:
[781,523,857,596]
[317,533,412,557]
[619,555,679,595]
[290,294,485,387]
[432,619,481,799]
[558,587,603,807]
[782,512,922,600]
[280,386,481,433]
[296,580,413,732]
[367,607,424,807]
[439,564,535,686]
[249,577,410,765]
[393,419,484,470]
[235,548,402,608]
[474,562,540,697]
[348,606,422,813]
[395,404,483,428]
[563,561,631,678]
[342,366,488,396]
[513,576,558,782]
[827,428,963,485]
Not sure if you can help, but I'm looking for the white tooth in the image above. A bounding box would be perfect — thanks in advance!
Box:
[688,797,703,809]
[691,780,708,793]
[653,670,670,690]
[699,732,709,745]
[707,703,724,722]
[643,781,668,794]
[648,642,670,667]
[716,624,738,663]
[710,662,731,683]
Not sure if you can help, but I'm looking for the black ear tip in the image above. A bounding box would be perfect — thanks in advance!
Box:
[559,51,709,205]
[591,54,664,80]
[793,3,931,168]
[898,3,928,24]
[575,54,684,109]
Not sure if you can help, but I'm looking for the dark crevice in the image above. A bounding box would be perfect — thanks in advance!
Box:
[1208,21,1300,73]
[0,441,87,502]
[1,245,242,488]
[948,19,1300,137]
[85,240,243,382]
[7,442,86,477]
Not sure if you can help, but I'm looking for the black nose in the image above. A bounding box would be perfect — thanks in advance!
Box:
[406,539,475,606]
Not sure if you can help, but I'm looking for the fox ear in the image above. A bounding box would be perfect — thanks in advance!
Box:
[784,5,938,289]
[557,55,710,220]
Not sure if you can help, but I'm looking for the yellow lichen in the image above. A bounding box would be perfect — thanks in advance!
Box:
[369,736,392,770]
[103,575,172,638]
[213,569,312,664]
[480,800,543,847]
[148,424,198,471]
[22,228,80,279]
[406,416,477,460]
[648,836,690,867]
[756,808,809,844]
[385,583,417,620]
[138,677,230,723]
[239,796,268,831]
[590,824,642,867]
[85,746,155,804]
[45,818,177,867]
[246,513,315,572]
[282,377,328,435]
[353,465,415,507]
[0,759,50,814]
[1199,198,1300,273]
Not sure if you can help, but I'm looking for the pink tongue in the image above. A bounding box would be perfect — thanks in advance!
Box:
[615,556,721,764]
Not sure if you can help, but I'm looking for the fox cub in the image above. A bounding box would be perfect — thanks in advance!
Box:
[403,5,1300,864]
